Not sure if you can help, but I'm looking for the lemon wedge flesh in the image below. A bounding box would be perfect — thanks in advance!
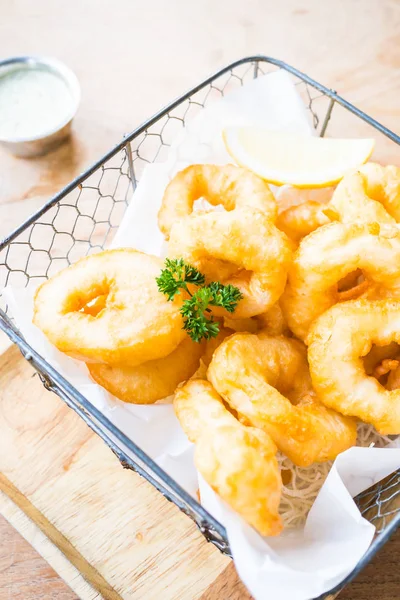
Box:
[223,127,375,188]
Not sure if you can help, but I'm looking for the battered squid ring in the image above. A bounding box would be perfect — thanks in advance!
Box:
[33,249,186,365]
[158,164,277,239]
[276,201,330,244]
[207,332,356,467]
[327,163,400,225]
[223,315,260,334]
[187,327,235,380]
[281,221,400,341]
[255,302,291,336]
[168,209,292,318]
[274,185,333,243]
[87,336,204,404]
[174,379,283,536]
[308,299,400,434]
[223,302,290,336]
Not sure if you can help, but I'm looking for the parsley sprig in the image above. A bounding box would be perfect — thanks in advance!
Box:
[156,258,205,300]
[156,259,242,342]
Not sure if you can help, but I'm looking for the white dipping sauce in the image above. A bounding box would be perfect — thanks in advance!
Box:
[0,66,73,140]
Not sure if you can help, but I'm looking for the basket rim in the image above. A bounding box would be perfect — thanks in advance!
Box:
[1,53,399,251]
[0,309,229,547]
[1,54,399,599]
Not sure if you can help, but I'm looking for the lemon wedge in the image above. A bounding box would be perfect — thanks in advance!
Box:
[223,127,375,188]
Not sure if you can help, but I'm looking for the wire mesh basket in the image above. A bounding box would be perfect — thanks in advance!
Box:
[0,56,399,599]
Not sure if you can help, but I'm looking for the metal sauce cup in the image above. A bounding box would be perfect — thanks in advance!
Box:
[0,56,81,158]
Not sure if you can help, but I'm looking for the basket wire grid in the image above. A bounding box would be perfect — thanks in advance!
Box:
[0,56,399,599]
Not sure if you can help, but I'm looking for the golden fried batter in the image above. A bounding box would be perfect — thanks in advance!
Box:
[256,302,291,336]
[87,336,204,404]
[308,299,400,434]
[208,332,357,467]
[281,221,400,341]
[33,249,186,365]
[277,201,330,244]
[174,379,282,536]
[222,303,290,336]
[168,209,292,319]
[328,163,400,225]
[158,164,277,238]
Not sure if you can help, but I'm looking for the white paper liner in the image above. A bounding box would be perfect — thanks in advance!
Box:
[5,70,400,600]
[278,423,398,530]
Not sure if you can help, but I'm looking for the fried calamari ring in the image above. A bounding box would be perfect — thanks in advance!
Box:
[33,249,186,365]
[308,299,400,434]
[281,221,400,341]
[275,186,333,243]
[277,201,330,244]
[174,379,282,536]
[207,332,356,467]
[87,336,204,404]
[327,163,400,225]
[276,185,334,213]
[168,209,292,318]
[223,316,260,334]
[359,162,400,220]
[158,164,277,239]
[198,327,233,369]
[223,303,290,336]
[256,302,291,336]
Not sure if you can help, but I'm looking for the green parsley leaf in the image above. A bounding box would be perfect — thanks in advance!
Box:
[156,258,205,300]
[180,288,220,342]
[156,258,242,342]
[207,281,243,313]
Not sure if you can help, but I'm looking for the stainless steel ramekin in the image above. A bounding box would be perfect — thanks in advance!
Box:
[0,56,81,158]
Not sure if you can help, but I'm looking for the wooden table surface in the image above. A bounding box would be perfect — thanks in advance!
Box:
[0,0,400,598]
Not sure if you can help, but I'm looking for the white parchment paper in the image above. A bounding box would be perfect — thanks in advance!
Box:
[5,70,400,600]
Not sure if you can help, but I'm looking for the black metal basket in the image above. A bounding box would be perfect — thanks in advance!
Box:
[0,56,399,600]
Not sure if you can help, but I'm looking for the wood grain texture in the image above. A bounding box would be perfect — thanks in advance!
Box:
[199,563,253,600]
[0,514,77,600]
[0,346,253,600]
[339,532,400,600]
[0,473,118,600]
[1,0,400,598]
[0,488,98,600]
[1,0,400,235]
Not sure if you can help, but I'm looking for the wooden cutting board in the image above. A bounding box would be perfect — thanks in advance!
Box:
[0,344,252,600]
